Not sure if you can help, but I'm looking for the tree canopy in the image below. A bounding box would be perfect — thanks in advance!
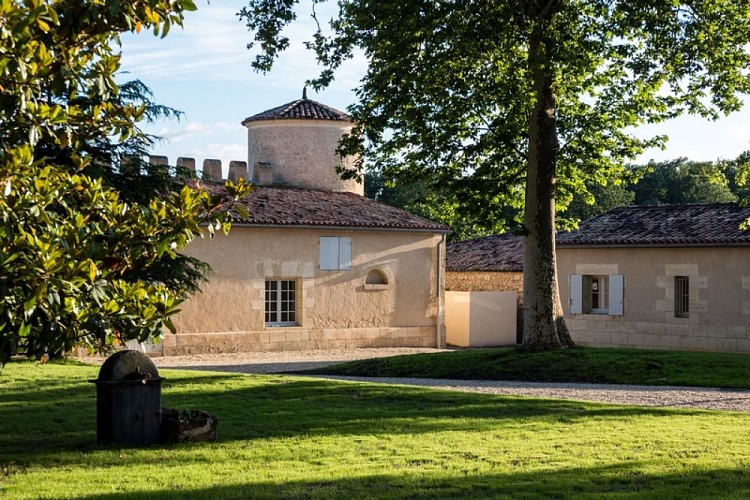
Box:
[0,0,251,367]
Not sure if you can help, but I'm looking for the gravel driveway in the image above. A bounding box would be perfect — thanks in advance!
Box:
[148,348,750,412]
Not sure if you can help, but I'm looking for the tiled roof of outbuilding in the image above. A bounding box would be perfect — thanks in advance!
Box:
[242,96,350,124]
[556,203,750,247]
[447,234,523,272]
[208,183,449,233]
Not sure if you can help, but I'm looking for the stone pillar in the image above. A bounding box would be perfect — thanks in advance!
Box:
[254,162,274,186]
[202,159,222,181]
[176,157,196,178]
[228,161,248,181]
[148,155,170,176]
[119,154,141,176]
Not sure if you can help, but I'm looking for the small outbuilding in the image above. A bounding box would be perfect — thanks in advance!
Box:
[445,234,524,345]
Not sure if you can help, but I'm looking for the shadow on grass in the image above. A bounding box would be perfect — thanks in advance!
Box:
[72,463,750,499]
[0,366,713,464]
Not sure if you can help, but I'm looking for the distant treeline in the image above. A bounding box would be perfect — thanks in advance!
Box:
[366,151,750,242]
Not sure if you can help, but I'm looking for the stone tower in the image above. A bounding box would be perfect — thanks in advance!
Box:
[241,89,363,195]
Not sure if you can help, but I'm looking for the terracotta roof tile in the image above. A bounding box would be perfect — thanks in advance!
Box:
[447,234,523,272]
[206,183,449,232]
[447,203,750,271]
[242,97,350,124]
[557,203,750,247]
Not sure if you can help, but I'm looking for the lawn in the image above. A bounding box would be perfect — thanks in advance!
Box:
[1,359,750,499]
[305,347,750,388]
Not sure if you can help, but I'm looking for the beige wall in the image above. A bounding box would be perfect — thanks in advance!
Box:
[167,226,443,355]
[446,292,517,347]
[446,270,524,341]
[246,120,363,195]
[557,246,750,353]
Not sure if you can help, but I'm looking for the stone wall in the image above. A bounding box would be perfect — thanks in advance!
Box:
[446,271,523,300]
[169,226,444,355]
[162,327,436,356]
[557,246,750,353]
[147,155,248,182]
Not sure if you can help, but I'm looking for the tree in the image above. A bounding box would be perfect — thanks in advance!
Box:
[562,180,635,223]
[633,158,737,205]
[0,0,251,367]
[242,1,750,350]
[365,170,504,242]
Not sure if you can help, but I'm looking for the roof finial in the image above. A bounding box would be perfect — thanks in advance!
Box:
[302,86,308,99]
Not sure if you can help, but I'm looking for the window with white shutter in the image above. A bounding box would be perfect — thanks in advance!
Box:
[608,275,624,316]
[569,274,623,316]
[569,274,583,314]
[320,237,351,270]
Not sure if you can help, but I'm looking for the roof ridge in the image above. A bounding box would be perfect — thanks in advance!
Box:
[242,96,350,124]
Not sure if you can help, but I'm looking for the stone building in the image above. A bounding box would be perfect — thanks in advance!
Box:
[163,93,450,356]
[557,203,750,353]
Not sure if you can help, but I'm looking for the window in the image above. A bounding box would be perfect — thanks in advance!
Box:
[265,279,297,326]
[570,274,623,316]
[320,236,351,270]
[675,276,689,318]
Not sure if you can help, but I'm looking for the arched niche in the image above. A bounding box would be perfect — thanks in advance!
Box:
[364,269,389,290]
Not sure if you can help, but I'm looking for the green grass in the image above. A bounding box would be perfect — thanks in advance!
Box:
[2,360,750,498]
[304,347,750,389]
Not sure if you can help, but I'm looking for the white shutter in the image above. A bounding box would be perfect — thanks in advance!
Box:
[569,274,583,314]
[320,237,338,270]
[609,274,624,316]
[339,237,351,270]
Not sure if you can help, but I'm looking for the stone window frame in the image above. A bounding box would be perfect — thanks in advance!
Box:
[657,264,706,323]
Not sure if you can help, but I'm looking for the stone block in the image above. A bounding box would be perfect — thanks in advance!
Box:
[285,330,307,343]
[691,300,708,313]
[655,275,671,288]
[736,339,750,352]
[661,335,682,349]
[717,338,738,352]
[727,326,748,339]
[228,160,248,181]
[656,299,673,313]
[267,330,286,343]
[692,276,708,289]
[668,323,690,336]
[619,321,637,334]
[642,334,664,348]
[626,332,645,345]
[176,157,196,173]
[202,159,222,181]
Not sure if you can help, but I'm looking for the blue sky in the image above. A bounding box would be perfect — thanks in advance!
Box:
[119,1,750,176]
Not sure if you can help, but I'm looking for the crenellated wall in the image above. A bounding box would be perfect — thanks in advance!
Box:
[147,155,248,182]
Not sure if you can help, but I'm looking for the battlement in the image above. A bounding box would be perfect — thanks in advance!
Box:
[147,156,248,182]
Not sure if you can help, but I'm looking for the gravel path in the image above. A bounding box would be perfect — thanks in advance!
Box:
[143,348,750,412]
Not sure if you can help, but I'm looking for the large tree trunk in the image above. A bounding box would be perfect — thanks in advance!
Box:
[521,19,572,351]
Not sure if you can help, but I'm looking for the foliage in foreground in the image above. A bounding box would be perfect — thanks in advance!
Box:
[305,347,750,389]
[1,362,749,499]
[0,0,253,364]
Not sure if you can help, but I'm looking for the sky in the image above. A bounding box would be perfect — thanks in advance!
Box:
[119,1,750,177]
